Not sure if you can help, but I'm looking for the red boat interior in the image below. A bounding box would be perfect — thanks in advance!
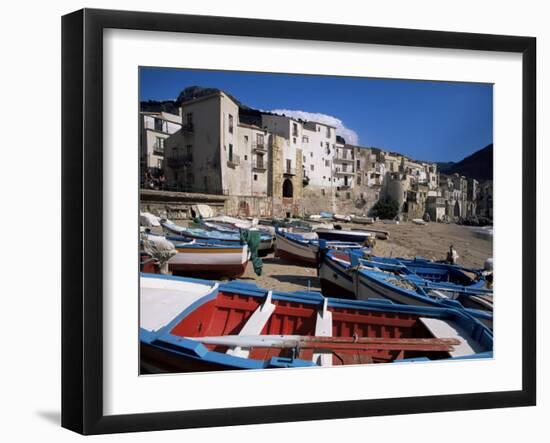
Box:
[169,291,449,364]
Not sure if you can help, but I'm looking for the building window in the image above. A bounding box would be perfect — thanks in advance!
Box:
[254,174,258,181]
[256,154,264,169]
[322,189,325,196]
[286,159,292,174]
[320,142,323,147]
[292,123,298,137]
[310,152,313,157]
[326,142,330,155]
[357,176,361,185]
[244,135,249,143]
[326,127,331,138]
[228,144,234,162]
[186,113,193,125]
[244,155,248,161]
[228,114,234,133]
[293,137,296,144]
[357,160,360,169]
[303,155,306,162]
[257,133,264,147]
[302,136,309,143]
[325,160,330,167]
[154,137,165,154]
[310,164,314,171]
[154,118,164,132]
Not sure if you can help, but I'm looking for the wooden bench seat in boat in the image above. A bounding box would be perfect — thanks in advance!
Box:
[226,291,275,358]
[419,317,484,358]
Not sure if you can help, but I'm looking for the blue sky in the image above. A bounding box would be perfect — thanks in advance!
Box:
[140,67,493,162]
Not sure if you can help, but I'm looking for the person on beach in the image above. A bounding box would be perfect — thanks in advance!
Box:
[446,245,459,264]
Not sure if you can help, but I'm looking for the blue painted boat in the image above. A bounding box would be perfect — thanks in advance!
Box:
[316,228,375,243]
[161,220,274,256]
[319,249,493,329]
[140,231,251,279]
[140,273,493,373]
[275,228,365,266]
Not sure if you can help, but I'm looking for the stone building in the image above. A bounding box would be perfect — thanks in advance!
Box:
[301,121,337,192]
[163,91,269,197]
[439,173,470,220]
[153,88,485,221]
[476,181,493,219]
[268,135,304,217]
[140,111,182,187]
[426,196,447,221]
[333,136,355,193]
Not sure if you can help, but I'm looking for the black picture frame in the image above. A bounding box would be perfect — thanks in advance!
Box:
[62,8,536,435]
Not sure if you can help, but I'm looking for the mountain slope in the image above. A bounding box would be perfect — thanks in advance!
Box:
[438,144,493,181]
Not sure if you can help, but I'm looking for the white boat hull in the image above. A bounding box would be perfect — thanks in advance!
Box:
[275,233,318,266]
[168,244,249,278]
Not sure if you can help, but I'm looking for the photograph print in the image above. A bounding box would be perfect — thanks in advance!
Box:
[138,67,494,374]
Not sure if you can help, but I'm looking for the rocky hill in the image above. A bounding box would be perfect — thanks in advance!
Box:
[438,144,493,181]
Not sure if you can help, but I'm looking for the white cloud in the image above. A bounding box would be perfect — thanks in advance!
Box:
[269,109,359,145]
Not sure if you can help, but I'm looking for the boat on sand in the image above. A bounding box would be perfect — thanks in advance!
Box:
[319,249,493,328]
[140,274,493,373]
[274,229,364,266]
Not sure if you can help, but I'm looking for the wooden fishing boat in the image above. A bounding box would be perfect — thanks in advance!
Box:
[319,250,493,328]
[141,232,250,279]
[316,228,375,243]
[351,227,390,240]
[351,215,374,224]
[274,229,364,266]
[200,217,277,237]
[274,229,318,266]
[333,214,352,222]
[162,220,274,256]
[168,240,249,279]
[140,274,493,373]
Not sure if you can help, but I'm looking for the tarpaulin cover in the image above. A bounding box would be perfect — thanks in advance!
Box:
[239,229,262,276]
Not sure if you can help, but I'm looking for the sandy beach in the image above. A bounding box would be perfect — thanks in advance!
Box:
[238,221,493,293]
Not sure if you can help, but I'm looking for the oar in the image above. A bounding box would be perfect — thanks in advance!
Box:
[188,334,460,353]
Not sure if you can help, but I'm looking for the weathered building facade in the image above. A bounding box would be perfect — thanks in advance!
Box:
[147,89,487,221]
[140,111,182,188]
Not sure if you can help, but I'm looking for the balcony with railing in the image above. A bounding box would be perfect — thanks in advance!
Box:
[252,142,267,153]
[333,150,355,162]
[227,153,241,167]
[283,166,296,176]
[334,167,354,176]
[166,153,193,168]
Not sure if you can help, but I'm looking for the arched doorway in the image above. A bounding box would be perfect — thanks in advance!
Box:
[282,178,293,198]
